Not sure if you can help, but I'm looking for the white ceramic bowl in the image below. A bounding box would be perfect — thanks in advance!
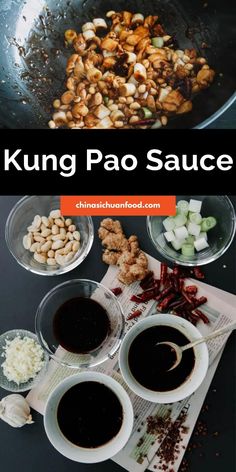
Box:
[44,371,134,463]
[119,314,209,403]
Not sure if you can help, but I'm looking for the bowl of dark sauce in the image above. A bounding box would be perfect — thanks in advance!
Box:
[36,279,125,368]
[119,314,209,403]
[44,372,133,463]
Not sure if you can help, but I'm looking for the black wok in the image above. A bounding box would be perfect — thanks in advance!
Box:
[0,0,235,129]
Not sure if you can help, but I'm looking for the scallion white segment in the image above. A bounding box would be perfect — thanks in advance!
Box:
[174,226,188,240]
[194,237,209,252]
[188,222,201,237]
[189,199,202,213]
[164,231,175,242]
[163,216,175,232]
[162,198,217,256]
[195,232,207,241]
[171,238,186,251]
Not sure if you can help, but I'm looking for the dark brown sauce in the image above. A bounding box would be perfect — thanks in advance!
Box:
[57,381,123,448]
[128,326,195,391]
[53,297,110,353]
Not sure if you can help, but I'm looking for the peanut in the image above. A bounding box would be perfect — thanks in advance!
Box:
[30,242,41,253]
[52,240,65,250]
[41,229,52,238]
[41,216,49,227]
[34,235,46,243]
[52,224,59,235]
[73,231,81,241]
[50,209,61,219]
[65,231,73,241]
[47,258,57,266]
[65,218,72,227]
[41,241,52,253]
[34,253,46,264]
[33,215,41,228]
[54,218,64,228]
[23,234,33,250]
[72,241,80,252]
[51,234,67,241]
[68,224,76,232]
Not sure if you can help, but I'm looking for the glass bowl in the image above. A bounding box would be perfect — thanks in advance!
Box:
[147,196,236,266]
[5,196,94,276]
[35,279,125,369]
[0,329,49,392]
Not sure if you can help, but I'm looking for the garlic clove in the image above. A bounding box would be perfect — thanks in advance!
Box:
[0,394,34,428]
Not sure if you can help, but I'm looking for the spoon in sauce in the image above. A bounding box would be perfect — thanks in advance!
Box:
[157,322,236,371]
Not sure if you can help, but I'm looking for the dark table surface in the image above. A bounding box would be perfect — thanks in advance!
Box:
[0,196,235,472]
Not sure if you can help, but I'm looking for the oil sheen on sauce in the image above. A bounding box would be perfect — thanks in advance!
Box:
[128,326,195,391]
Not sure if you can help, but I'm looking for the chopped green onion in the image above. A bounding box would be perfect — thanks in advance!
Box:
[189,212,202,225]
[174,213,187,227]
[201,217,217,232]
[141,107,153,119]
[186,235,195,244]
[181,243,195,257]
[151,37,164,48]
[151,119,162,129]
[103,96,109,105]
[177,200,189,215]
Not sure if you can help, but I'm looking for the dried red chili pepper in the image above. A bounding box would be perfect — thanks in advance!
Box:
[133,118,156,126]
[140,271,154,289]
[136,283,160,301]
[193,267,205,280]
[158,293,176,311]
[172,301,188,312]
[179,278,185,291]
[185,285,198,295]
[127,310,142,320]
[194,309,210,324]
[181,289,193,305]
[111,287,123,296]
[170,274,180,293]
[173,265,180,276]
[191,296,207,309]
[160,262,168,285]
[130,295,143,303]
[188,311,199,322]
[155,285,173,301]
[168,297,185,309]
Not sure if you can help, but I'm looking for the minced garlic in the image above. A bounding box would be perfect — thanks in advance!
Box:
[1,336,45,385]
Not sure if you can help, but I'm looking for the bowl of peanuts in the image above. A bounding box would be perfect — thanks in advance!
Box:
[5,196,94,275]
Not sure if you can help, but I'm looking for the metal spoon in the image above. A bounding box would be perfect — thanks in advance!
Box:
[157,322,236,371]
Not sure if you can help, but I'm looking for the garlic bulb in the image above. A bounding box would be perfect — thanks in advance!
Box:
[0,394,34,428]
